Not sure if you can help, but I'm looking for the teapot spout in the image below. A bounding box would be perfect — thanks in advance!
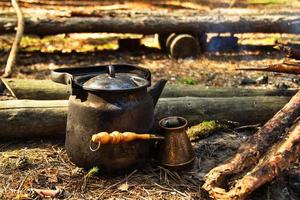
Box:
[148,79,167,107]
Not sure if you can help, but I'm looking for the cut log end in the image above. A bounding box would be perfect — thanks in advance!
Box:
[169,34,201,59]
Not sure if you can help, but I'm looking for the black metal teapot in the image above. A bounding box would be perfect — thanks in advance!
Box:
[51,64,167,171]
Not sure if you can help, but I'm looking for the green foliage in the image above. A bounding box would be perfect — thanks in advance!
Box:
[86,166,99,178]
[187,120,222,141]
[178,77,198,85]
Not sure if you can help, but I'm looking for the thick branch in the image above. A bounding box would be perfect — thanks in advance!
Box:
[238,62,300,75]
[205,120,300,200]
[231,120,300,199]
[203,90,300,199]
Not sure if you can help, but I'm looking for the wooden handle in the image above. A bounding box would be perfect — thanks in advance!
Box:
[91,131,161,145]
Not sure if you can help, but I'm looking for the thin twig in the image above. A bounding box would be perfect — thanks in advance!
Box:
[98,169,137,199]
[17,174,28,194]
[234,123,261,131]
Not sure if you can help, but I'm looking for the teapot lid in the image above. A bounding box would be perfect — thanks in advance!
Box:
[82,65,150,91]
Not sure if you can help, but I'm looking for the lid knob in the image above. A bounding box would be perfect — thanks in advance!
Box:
[108,65,115,78]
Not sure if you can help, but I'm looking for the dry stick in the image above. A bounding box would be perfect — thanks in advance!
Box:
[98,169,138,199]
[203,90,300,200]
[3,0,24,78]
[17,174,28,194]
[208,120,300,200]
[237,63,300,75]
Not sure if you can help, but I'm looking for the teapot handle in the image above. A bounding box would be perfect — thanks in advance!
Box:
[51,69,73,85]
[89,131,164,151]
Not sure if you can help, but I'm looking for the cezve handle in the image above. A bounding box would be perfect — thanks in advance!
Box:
[89,131,164,151]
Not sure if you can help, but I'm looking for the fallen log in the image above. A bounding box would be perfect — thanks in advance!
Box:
[203,119,300,200]
[1,78,297,100]
[163,85,297,98]
[1,14,300,35]
[203,90,300,199]
[0,100,68,138]
[155,96,293,126]
[1,78,69,99]
[0,96,291,139]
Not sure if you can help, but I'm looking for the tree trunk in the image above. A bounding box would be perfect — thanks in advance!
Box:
[0,96,291,139]
[203,90,300,200]
[2,78,297,100]
[1,13,300,35]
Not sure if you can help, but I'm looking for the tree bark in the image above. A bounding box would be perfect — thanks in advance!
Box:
[229,120,300,200]
[2,78,297,100]
[163,85,296,98]
[155,96,293,126]
[0,96,291,139]
[0,100,68,139]
[203,90,300,200]
[1,78,69,99]
[1,13,300,35]
[204,120,300,200]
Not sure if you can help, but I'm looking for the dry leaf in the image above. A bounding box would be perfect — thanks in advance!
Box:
[15,194,30,200]
[118,183,129,191]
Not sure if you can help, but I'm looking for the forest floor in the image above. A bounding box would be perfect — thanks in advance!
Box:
[1,125,299,200]
[0,1,300,199]
[1,34,299,200]
[0,33,300,89]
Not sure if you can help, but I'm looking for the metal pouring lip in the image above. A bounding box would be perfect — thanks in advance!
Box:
[159,116,188,130]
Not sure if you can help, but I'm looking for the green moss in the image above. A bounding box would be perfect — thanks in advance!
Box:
[187,120,222,141]
[178,77,198,85]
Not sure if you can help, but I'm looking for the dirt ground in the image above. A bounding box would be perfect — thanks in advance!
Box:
[0,1,300,200]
